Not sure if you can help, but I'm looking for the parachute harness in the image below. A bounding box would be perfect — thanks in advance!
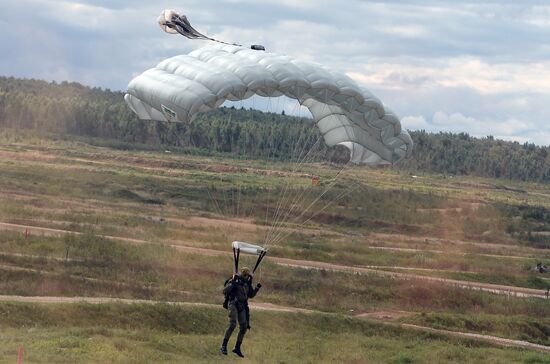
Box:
[232,241,267,275]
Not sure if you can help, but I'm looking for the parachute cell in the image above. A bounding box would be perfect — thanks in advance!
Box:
[125,44,413,165]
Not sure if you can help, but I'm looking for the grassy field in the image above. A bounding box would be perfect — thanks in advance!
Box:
[1,302,550,364]
[1,130,550,362]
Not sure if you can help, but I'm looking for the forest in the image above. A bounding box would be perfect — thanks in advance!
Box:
[1,76,549,182]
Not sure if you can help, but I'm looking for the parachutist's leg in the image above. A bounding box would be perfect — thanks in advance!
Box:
[245,305,251,329]
[232,307,247,357]
[236,307,248,342]
[223,304,238,342]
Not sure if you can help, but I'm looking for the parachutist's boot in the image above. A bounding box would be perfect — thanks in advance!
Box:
[232,341,244,358]
[220,339,228,355]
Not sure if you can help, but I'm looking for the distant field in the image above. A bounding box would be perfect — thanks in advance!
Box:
[0,130,550,361]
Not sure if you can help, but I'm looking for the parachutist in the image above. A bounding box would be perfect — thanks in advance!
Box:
[221,267,261,358]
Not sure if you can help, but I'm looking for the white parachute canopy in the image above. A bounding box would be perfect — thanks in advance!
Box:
[125,44,413,166]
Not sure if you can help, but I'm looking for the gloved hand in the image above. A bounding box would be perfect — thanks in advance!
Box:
[256,282,262,289]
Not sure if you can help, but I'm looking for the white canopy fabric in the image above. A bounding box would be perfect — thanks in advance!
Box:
[125,44,413,165]
[232,241,266,256]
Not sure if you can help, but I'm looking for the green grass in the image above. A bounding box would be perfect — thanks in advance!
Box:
[402,312,550,346]
[0,302,549,363]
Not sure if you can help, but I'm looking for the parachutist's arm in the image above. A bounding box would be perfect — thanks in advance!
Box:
[248,283,261,298]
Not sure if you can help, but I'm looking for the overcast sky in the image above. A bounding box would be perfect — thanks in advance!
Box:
[1,0,549,145]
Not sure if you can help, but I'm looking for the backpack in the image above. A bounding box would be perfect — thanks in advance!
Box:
[222,277,233,309]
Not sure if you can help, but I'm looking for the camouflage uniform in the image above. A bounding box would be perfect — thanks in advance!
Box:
[222,275,260,343]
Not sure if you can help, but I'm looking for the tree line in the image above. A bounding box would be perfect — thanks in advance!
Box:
[1,76,549,182]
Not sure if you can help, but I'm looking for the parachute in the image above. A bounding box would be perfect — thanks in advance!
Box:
[125,44,412,165]
[125,13,414,274]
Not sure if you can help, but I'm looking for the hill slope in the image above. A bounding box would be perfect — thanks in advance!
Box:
[1,76,549,182]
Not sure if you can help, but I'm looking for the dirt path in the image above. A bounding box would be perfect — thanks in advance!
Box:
[370,232,540,256]
[367,246,533,261]
[0,294,313,314]
[1,221,547,299]
[0,294,547,353]
[399,323,550,353]
[362,265,471,274]
[354,310,550,353]
[273,260,547,298]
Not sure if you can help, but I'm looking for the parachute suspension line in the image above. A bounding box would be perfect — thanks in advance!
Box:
[236,181,242,218]
[268,137,344,245]
[219,174,230,218]
[263,133,323,247]
[262,100,303,244]
[235,99,245,219]
[271,179,363,247]
[264,100,333,248]
[270,168,358,247]
[258,263,264,284]
[267,153,352,247]
[263,100,319,246]
[231,187,235,217]
[269,132,325,229]
[276,178,363,246]
[263,103,324,247]
[265,184,271,226]
[207,184,225,217]
[259,96,281,228]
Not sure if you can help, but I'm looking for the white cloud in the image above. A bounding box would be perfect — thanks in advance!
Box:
[402,111,549,146]
[348,58,550,95]
[401,115,430,130]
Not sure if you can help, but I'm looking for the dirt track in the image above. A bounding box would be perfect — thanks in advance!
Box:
[0,294,313,314]
[0,221,547,299]
[367,246,532,260]
[0,294,547,353]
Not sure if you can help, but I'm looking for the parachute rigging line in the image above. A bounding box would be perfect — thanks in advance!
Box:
[262,100,323,244]
[270,180,363,248]
[262,100,312,245]
[263,101,332,248]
